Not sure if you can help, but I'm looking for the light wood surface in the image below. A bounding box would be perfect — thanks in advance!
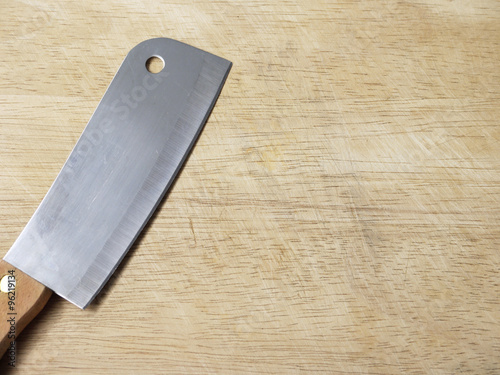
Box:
[0,1,498,374]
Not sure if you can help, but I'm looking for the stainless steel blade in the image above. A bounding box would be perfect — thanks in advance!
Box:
[4,38,231,309]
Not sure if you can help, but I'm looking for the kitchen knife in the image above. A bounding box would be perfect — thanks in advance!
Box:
[0,38,231,357]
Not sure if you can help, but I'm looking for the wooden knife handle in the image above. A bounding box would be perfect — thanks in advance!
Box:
[0,259,52,359]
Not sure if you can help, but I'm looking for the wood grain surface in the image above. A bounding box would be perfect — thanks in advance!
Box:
[0,1,498,374]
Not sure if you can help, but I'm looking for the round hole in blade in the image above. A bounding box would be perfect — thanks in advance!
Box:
[146,55,165,74]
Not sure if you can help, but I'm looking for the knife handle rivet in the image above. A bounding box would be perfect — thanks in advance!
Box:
[0,274,15,293]
[145,55,165,74]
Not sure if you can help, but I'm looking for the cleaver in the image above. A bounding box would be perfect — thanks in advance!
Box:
[0,38,231,357]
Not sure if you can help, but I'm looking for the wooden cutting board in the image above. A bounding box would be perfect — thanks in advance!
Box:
[0,1,498,374]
